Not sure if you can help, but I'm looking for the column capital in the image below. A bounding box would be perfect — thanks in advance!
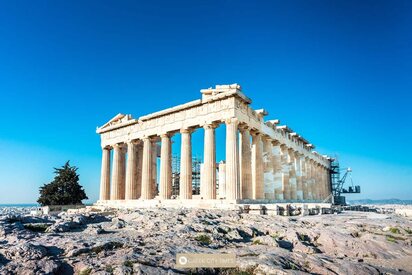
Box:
[280,143,289,150]
[142,136,153,142]
[112,143,126,149]
[127,139,141,146]
[203,122,219,130]
[224,117,239,125]
[102,145,112,150]
[250,129,261,136]
[160,133,172,139]
[238,123,250,132]
[271,140,281,146]
[262,134,273,141]
[294,151,304,158]
[180,128,195,134]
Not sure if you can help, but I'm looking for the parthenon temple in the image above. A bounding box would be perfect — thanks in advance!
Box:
[96,84,332,208]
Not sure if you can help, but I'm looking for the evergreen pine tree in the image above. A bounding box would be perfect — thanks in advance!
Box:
[37,161,88,206]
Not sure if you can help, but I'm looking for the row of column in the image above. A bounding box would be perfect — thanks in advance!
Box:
[99,118,331,201]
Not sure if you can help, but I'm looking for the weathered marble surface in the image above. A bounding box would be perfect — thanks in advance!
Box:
[1,207,412,274]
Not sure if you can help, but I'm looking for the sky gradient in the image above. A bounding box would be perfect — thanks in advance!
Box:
[0,0,411,203]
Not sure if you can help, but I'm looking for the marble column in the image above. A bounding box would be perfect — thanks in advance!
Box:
[202,123,217,199]
[180,129,193,199]
[288,148,297,200]
[326,166,332,198]
[151,141,158,197]
[280,145,290,200]
[239,125,252,199]
[251,132,264,199]
[99,146,111,201]
[263,137,275,199]
[125,141,139,200]
[110,144,126,200]
[295,152,304,200]
[309,160,316,200]
[135,143,143,199]
[218,161,226,198]
[272,141,283,200]
[225,118,240,200]
[303,157,311,200]
[314,163,320,200]
[159,134,172,199]
[141,137,153,199]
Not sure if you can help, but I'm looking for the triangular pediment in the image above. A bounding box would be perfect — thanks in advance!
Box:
[97,113,135,132]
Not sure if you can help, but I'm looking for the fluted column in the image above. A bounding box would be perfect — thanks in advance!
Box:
[151,141,158,197]
[280,145,290,200]
[180,129,193,199]
[295,152,303,200]
[159,134,172,199]
[141,137,153,199]
[309,160,317,200]
[110,144,126,200]
[326,166,332,198]
[263,137,275,199]
[314,162,320,200]
[251,131,264,199]
[272,141,283,200]
[218,161,226,197]
[135,143,143,199]
[288,148,297,200]
[202,123,217,199]
[239,125,252,199]
[225,118,240,200]
[125,141,139,200]
[99,146,111,200]
[322,165,329,200]
[302,157,310,200]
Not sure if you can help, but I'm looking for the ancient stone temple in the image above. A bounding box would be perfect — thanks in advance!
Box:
[96,84,332,208]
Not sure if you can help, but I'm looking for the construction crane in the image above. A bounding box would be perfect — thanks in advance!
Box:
[330,159,360,205]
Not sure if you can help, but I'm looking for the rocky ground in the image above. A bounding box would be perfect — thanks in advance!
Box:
[1,207,412,275]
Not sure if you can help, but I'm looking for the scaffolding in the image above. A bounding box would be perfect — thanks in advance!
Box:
[171,154,202,196]
[331,158,360,205]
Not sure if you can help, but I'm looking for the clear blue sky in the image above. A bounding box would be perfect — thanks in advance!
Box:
[0,0,411,204]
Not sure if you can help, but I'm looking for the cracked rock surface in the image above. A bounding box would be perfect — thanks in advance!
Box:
[0,208,412,274]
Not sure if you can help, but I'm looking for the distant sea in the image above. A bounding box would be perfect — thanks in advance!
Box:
[347,199,412,205]
[0,204,38,208]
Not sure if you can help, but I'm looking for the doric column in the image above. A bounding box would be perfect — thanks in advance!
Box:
[263,136,275,199]
[295,152,304,200]
[309,159,317,200]
[159,133,172,199]
[202,123,217,199]
[110,143,126,200]
[314,162,320,200]
[326,166,332,198]
[135,143,143,199]
[99,146,111,201]
[151,141,158,197]
[125,141,139,200]
[272,141,283,200]
[303,157,311,200]
[180,128,193,199]
[251,131,264,199]
[141,137,153,199]
[239,125,252,199]
[280,145,290,200]
[218,161,226,198]
[322,165,329,200]
[288,148,297,200]
[225,118,240,200]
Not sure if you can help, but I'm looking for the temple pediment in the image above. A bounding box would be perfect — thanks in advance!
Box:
[96,113,136,133]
